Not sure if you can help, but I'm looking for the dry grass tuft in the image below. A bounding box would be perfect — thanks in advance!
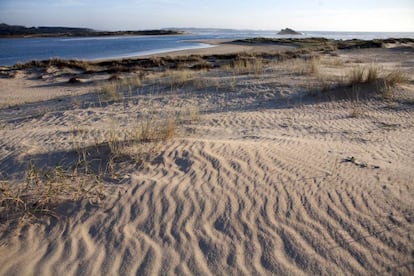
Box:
[292,57,320,76]
[365,65,380,83]
[381,69,409,99]
[384,69,409,87]
[346,65,407,87]
[310,64,409,101]
[343,65,409,99]
[100,82,121,101]
[160,70,194,88]
[99,76,142,102]
[171,70,193,87]
[348,67,367,86]
[1,164,104,221]
[222,56,265,76]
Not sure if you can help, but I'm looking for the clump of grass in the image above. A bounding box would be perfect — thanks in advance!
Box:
[1,183,26,220]
[1,163,104,221]
[226,57,265,76]
[365,65,380,83]
[381,79,397,100]
[348,65,381,86]
[98,115,177,175]
[384,69,409,87]
[348,67,366,85]
[250,58,265,76]
[99,76,142,102]
[93,114,178,167]
[221,62,232,72]
[163,69,193,88]
[131,115,176,143]
[291,57,320,76]
[100,82,121,101]
[344,65,409,99]
[380,71,409,99]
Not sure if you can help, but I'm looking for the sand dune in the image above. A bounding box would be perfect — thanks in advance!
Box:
[1,46,414,275]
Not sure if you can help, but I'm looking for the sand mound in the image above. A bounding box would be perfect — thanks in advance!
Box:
[1,102,413,275]
[1,46,414,275]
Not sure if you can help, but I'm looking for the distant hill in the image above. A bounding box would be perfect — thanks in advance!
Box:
[0,23,94,36]
[0,23,185,37]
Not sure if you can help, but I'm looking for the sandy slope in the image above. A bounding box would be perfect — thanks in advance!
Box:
[0,47,414,275]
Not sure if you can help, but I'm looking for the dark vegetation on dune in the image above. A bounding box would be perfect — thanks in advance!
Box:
[8,49,315,74]
[0,23,184,37]
[234,37,414,50]
[5,38,412,77]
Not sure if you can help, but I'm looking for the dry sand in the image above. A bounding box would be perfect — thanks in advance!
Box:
[140,39,295,58]
[0,43,413,275]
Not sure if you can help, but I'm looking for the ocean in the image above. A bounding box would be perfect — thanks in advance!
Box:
[1,28,413,66]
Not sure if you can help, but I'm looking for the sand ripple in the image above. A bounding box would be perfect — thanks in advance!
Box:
[1,101,413,275]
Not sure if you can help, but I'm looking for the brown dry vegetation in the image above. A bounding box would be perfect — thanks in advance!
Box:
[1,108,178,220]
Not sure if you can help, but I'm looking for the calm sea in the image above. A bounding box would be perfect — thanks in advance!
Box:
[1,29,413,66]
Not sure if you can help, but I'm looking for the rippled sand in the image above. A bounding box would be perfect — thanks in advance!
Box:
[1,45,413,275]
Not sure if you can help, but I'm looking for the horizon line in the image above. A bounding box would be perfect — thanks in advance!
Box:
[2,23,414,34]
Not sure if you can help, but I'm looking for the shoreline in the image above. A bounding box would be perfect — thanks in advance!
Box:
[90,42,217,62]
[2,37,414,67]
[0,39,291,67]
[0,24,187,38]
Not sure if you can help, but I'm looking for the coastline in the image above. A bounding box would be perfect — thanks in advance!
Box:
[2,33,414,67]
[138,39,296,58]
[0,25,187,38]
[91,42,216,62]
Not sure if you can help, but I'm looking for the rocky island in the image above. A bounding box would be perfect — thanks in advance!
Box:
[277,28,302,35]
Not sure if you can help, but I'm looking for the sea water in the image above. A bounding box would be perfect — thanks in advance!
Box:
[1,29,413,66]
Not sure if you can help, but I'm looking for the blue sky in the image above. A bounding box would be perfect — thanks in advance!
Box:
[0,0,413,32]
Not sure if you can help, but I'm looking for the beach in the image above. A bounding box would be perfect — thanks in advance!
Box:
[0,39,413,275]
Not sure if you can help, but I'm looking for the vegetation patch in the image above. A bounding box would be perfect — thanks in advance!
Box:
[0,110,178,221]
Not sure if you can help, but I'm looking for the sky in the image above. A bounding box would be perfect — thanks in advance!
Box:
[0,0,413,32]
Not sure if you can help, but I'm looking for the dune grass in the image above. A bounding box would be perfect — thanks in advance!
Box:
[0,110,178,221]
[99,76,142,102]
[346,65,409,99]
[162,69,194,88]
[290,57,320,76]
[0,164,104,221]
[222,56,265,76]
[311,64,410,100]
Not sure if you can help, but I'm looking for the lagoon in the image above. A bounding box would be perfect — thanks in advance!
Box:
[1,29,413,66]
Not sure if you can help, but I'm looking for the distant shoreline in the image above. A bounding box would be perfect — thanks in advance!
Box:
[3,37,412,69]
[1,32,414,67]
[0,30,187,38]
[0,23,186,38]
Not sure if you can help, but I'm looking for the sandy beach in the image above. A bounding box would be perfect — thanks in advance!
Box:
[0,39,413,275]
